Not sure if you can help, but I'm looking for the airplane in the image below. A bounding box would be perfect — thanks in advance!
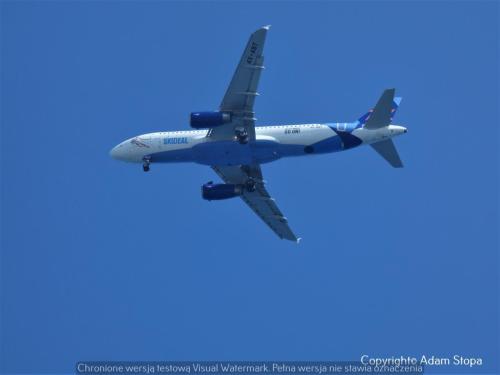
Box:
[110,26,407,243]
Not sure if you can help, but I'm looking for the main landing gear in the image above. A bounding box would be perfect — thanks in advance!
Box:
[245,178,256,192]
[142,156,151,172]
[234,128,249,144]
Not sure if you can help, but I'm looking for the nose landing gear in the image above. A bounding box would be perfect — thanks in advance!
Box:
[142,156,151,172]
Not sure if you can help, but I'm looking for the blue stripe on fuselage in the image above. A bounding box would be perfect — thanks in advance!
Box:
[326,122,360,132]
[308,135,344,154]
[332,130,362,149]
[149,124,363,164]
[325,123,362,150]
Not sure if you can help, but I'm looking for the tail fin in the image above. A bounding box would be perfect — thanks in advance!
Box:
[357,109,374,125]
[357,94,402,127]
[365,89,405,168]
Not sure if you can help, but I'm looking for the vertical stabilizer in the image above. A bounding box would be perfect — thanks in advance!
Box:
[357,96,402,126]
[364,89,396,129]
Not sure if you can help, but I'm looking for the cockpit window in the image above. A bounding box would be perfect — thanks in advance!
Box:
[130,137,150,148]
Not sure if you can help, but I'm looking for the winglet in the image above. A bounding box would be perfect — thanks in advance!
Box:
[296,237,302,244]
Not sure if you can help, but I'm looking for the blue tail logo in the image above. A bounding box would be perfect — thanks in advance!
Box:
[357,97,402,126]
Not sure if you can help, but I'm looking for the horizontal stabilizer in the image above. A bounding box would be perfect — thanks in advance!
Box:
[371,139,403,168]
[365,89,396,129]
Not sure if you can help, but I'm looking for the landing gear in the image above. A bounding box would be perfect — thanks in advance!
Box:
[142,156,151,172]
[245,178,256,192]
[234,128,249,144]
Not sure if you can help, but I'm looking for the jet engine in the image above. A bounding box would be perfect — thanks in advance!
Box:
[202,182,242,201]
[190,111,231,129]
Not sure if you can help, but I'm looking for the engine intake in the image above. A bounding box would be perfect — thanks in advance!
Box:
[190,111,231,129]
[202,182,242,201]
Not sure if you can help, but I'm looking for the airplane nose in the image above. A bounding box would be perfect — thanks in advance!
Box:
[403,128,408,133]
[110,146,118,159]
[110,145,124,160]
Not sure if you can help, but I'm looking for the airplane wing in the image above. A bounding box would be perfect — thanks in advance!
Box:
[209,26,270,141]
[212,164,300,242]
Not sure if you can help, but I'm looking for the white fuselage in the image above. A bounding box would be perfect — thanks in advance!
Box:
[110,123,407,166]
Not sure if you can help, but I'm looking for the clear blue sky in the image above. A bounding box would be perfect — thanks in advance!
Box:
[1,1,498,373]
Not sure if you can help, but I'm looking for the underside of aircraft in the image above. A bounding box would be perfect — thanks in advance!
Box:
[110,26,407,242]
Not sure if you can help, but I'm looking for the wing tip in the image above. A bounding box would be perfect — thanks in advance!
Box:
[262,25,272,30]
[280,235,301,243]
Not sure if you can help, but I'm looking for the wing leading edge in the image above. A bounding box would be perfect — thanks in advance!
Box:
[212,165,300,242]
[209,26,270,141]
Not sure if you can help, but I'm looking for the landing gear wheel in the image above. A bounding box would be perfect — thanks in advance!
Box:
[142,156,151,172]
[235,128,249,144]
[245,178,256,192]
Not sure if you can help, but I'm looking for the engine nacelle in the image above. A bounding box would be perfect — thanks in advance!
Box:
[190,111,231,129]
[202,182,242,201]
